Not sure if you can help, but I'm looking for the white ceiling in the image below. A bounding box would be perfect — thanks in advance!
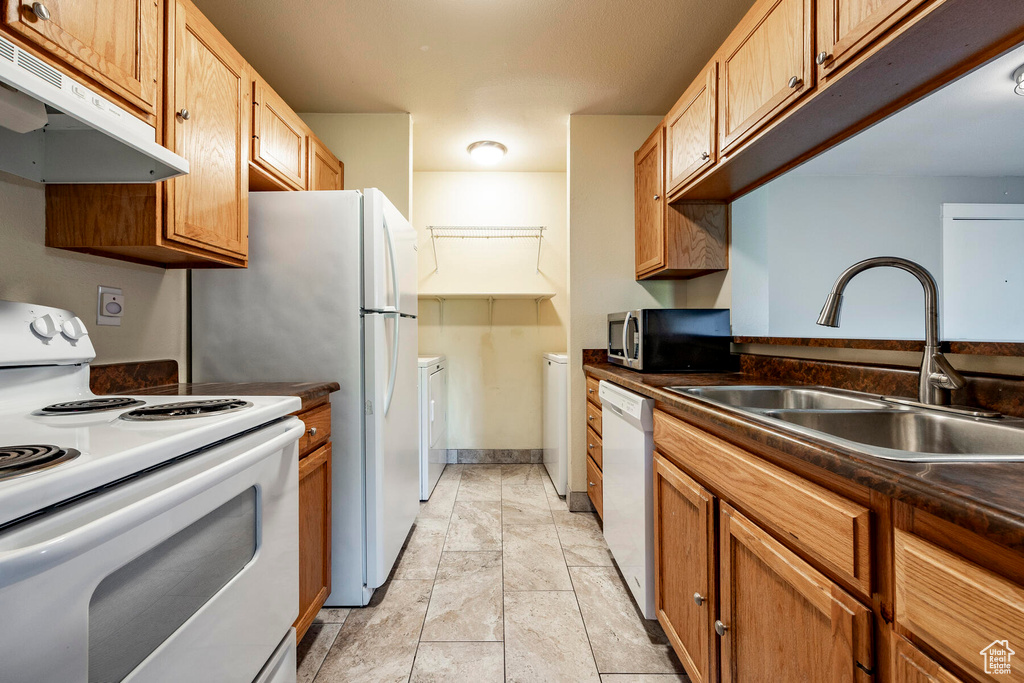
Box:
[192,0,755,172]
[793,43,1024,177]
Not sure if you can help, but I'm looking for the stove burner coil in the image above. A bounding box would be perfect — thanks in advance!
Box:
[41,397,145,414]
[120,399,253,421]
[0,445,80,481]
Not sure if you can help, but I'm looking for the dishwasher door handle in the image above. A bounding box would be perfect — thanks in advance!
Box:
[606,404,624,417]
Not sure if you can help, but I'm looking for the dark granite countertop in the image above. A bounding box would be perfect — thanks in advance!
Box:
[584,360,1024,554]
[126,381,340,413]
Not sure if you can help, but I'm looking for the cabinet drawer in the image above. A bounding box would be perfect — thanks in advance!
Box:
[298,403,331,456]
[895,530,1024,682]
[586,427,603,470]
[586,376,601,405]
[654,411,871,595]
[587,455,603,519]
[586,401,603,436]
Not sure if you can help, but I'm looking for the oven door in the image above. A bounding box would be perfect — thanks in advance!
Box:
[608,311,642,370]
[0,418,303,683]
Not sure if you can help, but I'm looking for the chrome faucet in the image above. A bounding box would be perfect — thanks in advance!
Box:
[816,256,965,406]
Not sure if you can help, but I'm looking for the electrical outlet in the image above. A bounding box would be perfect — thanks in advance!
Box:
[97,286,123,326]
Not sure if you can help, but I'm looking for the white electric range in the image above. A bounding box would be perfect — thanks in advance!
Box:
[0,300,303,683]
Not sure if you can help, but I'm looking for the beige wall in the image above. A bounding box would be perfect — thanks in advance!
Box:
[300,113,413,218]
[414,171,568,449]
[566,115,688,496]
[0,172,188,368]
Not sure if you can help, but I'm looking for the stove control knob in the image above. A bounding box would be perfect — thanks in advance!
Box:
[31,314,60,339]
[61,316,89,340]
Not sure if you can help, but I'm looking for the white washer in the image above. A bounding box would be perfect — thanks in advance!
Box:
[542,352,568,495]
[418,356,448,500]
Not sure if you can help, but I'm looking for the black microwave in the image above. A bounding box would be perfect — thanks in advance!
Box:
[607,309,736,373]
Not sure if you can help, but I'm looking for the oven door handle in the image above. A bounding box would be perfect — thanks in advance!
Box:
[621,311,631,361]
[0,421,304,587]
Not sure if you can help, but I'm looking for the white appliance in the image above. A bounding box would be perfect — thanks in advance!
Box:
[418,355,447,500]
[599,379,656,619]
[542,352,568,495]
[0,300,302,682]
[0,33,188,183]
[192,189,421,607]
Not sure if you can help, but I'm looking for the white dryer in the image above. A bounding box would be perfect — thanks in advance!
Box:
[418,355,448,499]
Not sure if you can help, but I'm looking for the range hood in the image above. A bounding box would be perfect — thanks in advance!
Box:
[0,34,188,183]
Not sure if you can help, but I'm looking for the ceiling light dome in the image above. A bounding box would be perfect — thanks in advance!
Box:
[467,140,507,165]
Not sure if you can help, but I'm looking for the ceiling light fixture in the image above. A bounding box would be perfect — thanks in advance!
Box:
[1014,65,1024,96]
[467,140,507,165]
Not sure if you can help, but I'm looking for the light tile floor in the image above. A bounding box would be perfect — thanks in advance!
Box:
[298,464,690,683]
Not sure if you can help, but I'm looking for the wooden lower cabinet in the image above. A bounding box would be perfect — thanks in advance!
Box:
[653,453,716,683]
[295,442,331,641]
[891,635,960,683]
[719,503,873,681]
[586,455,603,519]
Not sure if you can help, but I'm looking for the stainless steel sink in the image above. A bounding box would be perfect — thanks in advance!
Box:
[761,409,1024,462]
[670,385,1024,462]
[668,385,893,411]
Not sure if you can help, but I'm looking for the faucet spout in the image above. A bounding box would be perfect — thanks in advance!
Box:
[815,256,960,405]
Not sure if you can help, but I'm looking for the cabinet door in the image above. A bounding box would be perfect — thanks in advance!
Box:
[165,0,249,262]
[295,443,332,641]
[253,79,307,190]
[634,125,665,277]
[308,136,343,191]
[719,504,873,682]
[817,0,928,79]
[891,634,960,683]
[718,0,812,155]
[653,453,716,683]
[3,0,160,114]
[666,63,717,196]
[586,455,603,519]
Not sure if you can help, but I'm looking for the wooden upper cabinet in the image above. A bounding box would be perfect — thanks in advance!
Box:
[308,135,343,191]
[634,124,665,278]
[251,78,307,191]
[718,504,873,682]
[165,0,249,262]
[817,0,928,79]
[718,0,812,155]
[653,454,716,683]
[666,63,717,197]
[2,0,160,115]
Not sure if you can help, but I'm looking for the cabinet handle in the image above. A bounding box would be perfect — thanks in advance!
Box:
[816,51,832,65]
[693,593,705,606]
[700,151,710,161]
[177,108,191,121]
[31,2,50,20]
[308,426,317,437]
[715,620,728,636]
[787,76,802,89]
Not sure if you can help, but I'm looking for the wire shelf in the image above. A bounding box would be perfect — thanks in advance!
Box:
[426,226,546,272]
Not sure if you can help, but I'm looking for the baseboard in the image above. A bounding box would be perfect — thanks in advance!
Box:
[447,449,543,464]
[568,490,595,513]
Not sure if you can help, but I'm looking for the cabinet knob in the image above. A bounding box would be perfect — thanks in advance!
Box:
[653,194,660,201]
[588,415,594,421]
[589,481,595,487]
[31,2,50,20]
[177,108,191,121]
[816,51,833,66]
[714,620,728,636]
[589,443,595,449]
[693,593,705,606]
[701,151,710,161]
[787,76,802,89]
[308,426,317,437]
[588,388,594,394]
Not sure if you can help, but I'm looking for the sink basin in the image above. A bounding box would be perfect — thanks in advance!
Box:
[669,385,893,411]
[761,409,1024,462]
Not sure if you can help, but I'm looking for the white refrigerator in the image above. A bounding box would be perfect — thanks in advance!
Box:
[191,189,420,607]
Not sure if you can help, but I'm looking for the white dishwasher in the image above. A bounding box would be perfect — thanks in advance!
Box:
[599,380,656,619]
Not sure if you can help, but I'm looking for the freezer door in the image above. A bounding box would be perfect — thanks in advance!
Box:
[363,188,418,316]
[363,313,420,588]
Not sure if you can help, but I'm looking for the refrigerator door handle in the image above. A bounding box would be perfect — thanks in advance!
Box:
[382,216,400,313]
[384,311,400,416]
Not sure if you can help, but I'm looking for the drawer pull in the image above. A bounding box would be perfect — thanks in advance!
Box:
[589,481,595,487]
[588,388,594,394]
[588,415,594,421]
[693,593,705,606]
[714,620,728,636]
[307,426,318,437]
[31,2,50,20]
